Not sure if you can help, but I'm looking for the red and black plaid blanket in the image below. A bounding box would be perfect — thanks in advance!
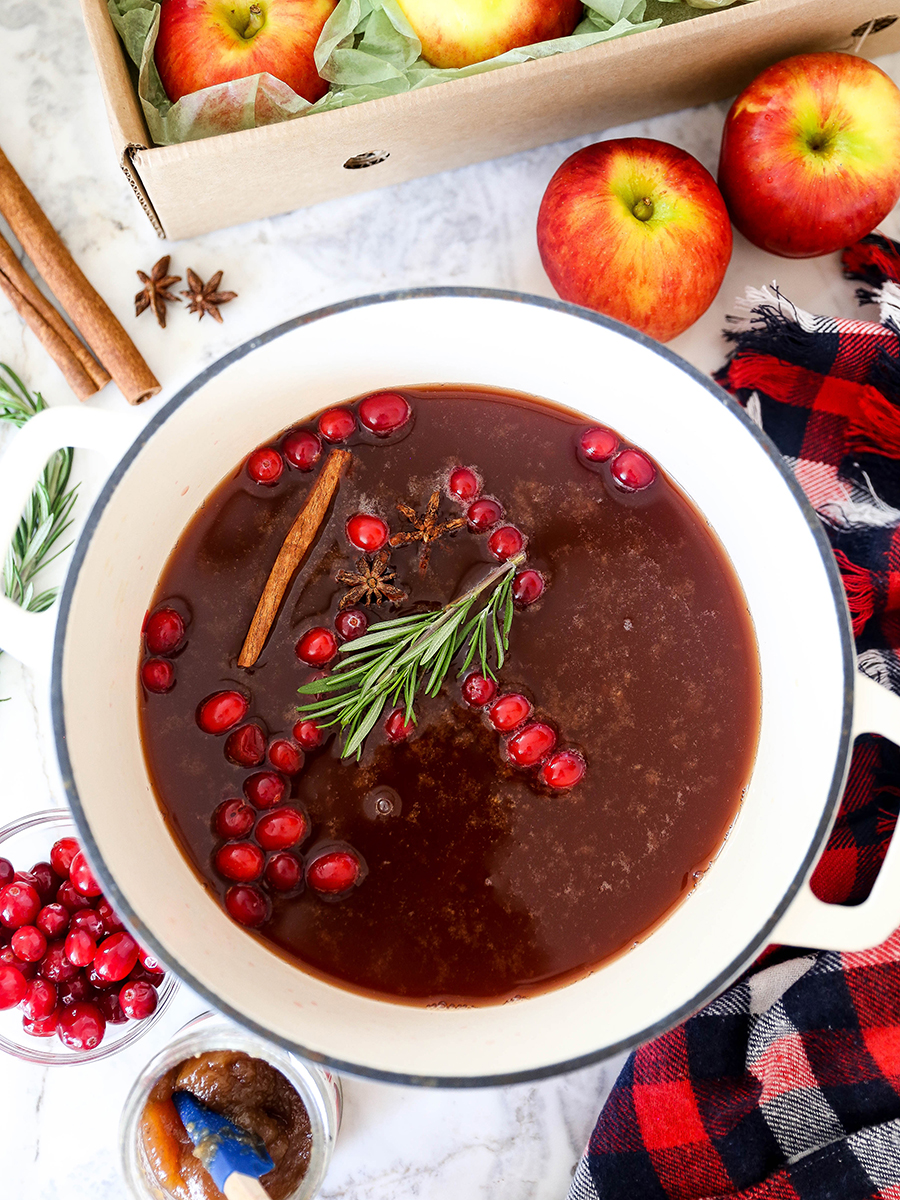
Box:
[569,234,900,1200]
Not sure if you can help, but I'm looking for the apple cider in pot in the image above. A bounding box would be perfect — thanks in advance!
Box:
[138,385,760,1004]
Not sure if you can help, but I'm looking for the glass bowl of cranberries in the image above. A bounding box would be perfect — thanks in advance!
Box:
[0,808,177,1064]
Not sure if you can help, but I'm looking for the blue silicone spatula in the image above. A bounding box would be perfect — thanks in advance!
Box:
[172,1090,274,1200]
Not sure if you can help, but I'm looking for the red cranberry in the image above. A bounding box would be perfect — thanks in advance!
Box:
[268,740,304,775]
[488,693,532,732]
[467,497,503,532]
[224,884,270,928]
[213,799,255,840]
[0,945,35,978]
[244,772,287,810]
[95,900,124,935]
[64,928,96,968]
[12,925,46,963]
[0,859,12,887]
[334,608,368,642]
[56,881,93,913]
[488,525,525,561]
[145,607,185,656]
[610,449,656,491]
[306,847,365,898]
[296,627,338,667]
[0,963,27,1009]
[578,425,618,464]
[449,467,480,503]
[385,707,415,742]
[506,722,557,768]
[29,862,61,903]
[24,1010,60,1037]
[57,1001,105,1050]
[85,963,114,990]
[14,870,40,891]
[22,977,56,1020]
[215,842,265,884]
[69,910,106,939]
[358,391,411,436]
[317,407,356,443]
[138,947,163,972]
[36,904,69,940]
[264,852,303,893]
[58,974,97,1005]
[512,569,545,606]
[130,961,165,988]
[0,882,41,928]
[197,690,249,735]
[93,933,139,983]
[39,941,78,983]
[69,851,102,898]
[50,838,80,880]
[540,749,587,790]
[292,720,324,750]
[461,673,497,707]
[255,807,308,852]
[119,980,158,1020]
[283,429,322,471]
[346,513,388,553]
[224,723,266,767]
[141,658,175,694]
[247,447,284,485]
[96,989,127,1025]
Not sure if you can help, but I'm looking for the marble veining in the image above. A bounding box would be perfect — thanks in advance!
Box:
[1,2,899,1194]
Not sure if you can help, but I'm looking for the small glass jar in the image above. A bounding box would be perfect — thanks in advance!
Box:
[0,808,178,1065]
[120,1011,342,1200]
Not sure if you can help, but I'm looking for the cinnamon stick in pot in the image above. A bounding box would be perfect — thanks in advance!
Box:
[0,146,160,405]
[239,449,352,668]
[0,232,110,400]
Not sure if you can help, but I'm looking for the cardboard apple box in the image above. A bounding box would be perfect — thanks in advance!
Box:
[79,0,900,241]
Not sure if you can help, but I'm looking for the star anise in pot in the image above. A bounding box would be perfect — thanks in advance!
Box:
[337,551,407,609]
[390,491,466,572]
[182,268,238,323]
[135,256,181,328]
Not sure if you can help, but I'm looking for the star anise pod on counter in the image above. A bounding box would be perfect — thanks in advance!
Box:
[135,256,181,328]
[390,490,466,573]
[181,268,237,323]
[336,551,407,610]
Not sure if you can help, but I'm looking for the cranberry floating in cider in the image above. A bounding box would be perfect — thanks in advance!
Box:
[139,385,759,1003]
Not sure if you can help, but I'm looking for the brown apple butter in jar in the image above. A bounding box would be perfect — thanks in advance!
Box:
[139,1049,312,1200]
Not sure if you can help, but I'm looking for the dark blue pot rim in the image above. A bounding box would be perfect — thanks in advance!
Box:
[51,287,855,1088]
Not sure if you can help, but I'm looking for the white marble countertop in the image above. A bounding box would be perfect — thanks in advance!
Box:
[2,5,899,1197]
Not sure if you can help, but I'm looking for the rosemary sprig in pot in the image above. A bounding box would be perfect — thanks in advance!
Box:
[0,363,77,623]
[297,551,526,759]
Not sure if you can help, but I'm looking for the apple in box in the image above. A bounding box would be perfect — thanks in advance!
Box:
[537,138,732,343]
[718,52,900,259]
[155,0,337,104]
[394,0,582,69]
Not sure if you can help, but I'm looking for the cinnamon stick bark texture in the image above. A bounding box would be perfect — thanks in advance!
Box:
[0,232,110,400]
[0,146,160,405]
[239,449,352,668]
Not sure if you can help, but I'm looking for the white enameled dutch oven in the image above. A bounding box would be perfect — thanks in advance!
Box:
[3,290,900,1086]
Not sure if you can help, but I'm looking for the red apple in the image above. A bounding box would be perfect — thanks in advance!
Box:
[537,138,732,343]
[394,0,581,69]
[155,0,337,104]
[718,52,900,259]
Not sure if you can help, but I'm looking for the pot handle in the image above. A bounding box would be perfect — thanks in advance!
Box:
[0,406,138,673]
[773,670,900,952]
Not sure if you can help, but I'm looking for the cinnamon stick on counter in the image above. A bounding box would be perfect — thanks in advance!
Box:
[0,145,159,405]
[239,449,352,668]
[0,232,110,400]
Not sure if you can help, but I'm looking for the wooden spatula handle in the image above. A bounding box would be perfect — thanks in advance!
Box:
[223,1173,270,1200]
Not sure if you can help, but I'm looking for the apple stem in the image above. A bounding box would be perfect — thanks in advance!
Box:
[243,4,265,38]
[632,198,654,222]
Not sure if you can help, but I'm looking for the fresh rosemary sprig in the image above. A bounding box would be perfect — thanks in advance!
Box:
[0,363,77,623]
[298,551,526,759]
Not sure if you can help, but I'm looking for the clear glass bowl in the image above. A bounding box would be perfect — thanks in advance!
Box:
[120,1011,342,1200]
[0,807,178,1065]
